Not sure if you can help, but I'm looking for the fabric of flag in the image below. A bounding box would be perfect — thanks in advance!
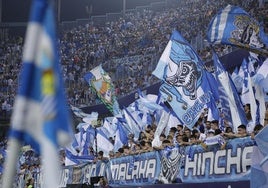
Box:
[241,57,266,125]
[70,105,91,118]
[241,58,258,123]
[96,128,114,156]
[152,30,219,129]
[84,65,120,116]
[251,126,268,188]
[136,89,163,112]
[253,58,268,92]
[212,50,247,132]
[113,121,128,152]
[207,4,268,56]
[75,123,96,155]
[4,0,73,187]
[231,66,243,93]
[122,107,142,140]
[152,108,170,147]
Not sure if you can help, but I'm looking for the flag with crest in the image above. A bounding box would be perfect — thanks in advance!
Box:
[3,0,73,187]
[152,30,219,129]
[207,4,268,56]
[84,65,120,116]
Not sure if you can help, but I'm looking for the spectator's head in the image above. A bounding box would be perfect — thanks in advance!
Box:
[225,126,233,133]
[177,124,183,133]
[205,121,211,130]
[211,120,219,130]
[184,128,191,138]
[191,129,200,138]
[98,151,104,157]
[108,151,115,158]
[237,124,247,136]
[253,124,263,134]
[162,139,171,147]
[160,133,166,141]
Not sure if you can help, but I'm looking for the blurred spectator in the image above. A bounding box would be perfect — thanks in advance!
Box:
[223,124,248,139]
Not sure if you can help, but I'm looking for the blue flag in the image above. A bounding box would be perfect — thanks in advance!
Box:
[4,0,73,187]
[207,4,268,56]
[152,30,219,129]
[251,126,268,188]
[114,121,128,152]
[212,50,247,132]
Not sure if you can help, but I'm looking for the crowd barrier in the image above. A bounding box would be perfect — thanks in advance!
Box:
[58,136,254,187]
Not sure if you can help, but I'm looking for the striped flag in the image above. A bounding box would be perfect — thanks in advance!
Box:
[251,126,268,188]
[3,0,73,187]
[253,58,268,92]
[212,50,247,132]
[207,4,268,56]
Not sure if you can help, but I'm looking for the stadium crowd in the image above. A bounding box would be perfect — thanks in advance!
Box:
[2,0,267,115]
[0,0,267,187]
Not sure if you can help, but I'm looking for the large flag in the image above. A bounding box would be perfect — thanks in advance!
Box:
[231,66,243,93]
[84,65,121,116]
[241,57,266,125]
[241,58,258,123]
[212,50,247,132]
[122,107,142,140]
[251,126,268,188]
[113,121,128,152]
[253,58,268,92]
[3,0,73,187]
[207,4,268,56]
[152,30,219,129]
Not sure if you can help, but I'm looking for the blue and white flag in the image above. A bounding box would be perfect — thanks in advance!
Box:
[152,30,218,129]
[96,128,114,156]
[152,108,170,147]
[241,57,266,125]
[207,4,268,56]
[84,65,121,116]
[113,121,128,152]
[71,105,92,119]
[212,50,247,132]
[253,58,268,92]
[241,58,258,123]
[136,89,163,113]
[251,126,268,188]
[231,66,243,93]
[4,0,73,187]
[122,107,142,140]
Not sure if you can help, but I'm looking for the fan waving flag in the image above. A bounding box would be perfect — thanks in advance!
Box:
[3,0,73,187]
[152,30,219,129]
[207,4,268,56]
[212,50,247,132]
[84,65,121,116]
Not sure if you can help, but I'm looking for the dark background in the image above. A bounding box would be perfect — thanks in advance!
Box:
[2,0,163,22]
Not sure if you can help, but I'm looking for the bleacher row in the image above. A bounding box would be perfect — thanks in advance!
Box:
[0,0,267,187]
[2,0,266,120]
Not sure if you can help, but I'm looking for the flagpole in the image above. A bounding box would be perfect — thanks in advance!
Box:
[94,126,98,155]
[2,138,22,188]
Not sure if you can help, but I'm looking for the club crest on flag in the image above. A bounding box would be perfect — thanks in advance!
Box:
[207,4,268,55]
[230,15,265,50]
[84,65,121,116]
[153,30,217,129]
